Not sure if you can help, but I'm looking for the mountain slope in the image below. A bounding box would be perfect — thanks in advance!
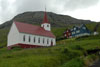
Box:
[0,11,93,29]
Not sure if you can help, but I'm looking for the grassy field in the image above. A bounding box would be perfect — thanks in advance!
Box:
[0,23,100,67]
[0,28,9,47]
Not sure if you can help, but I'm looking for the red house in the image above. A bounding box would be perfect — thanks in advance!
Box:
[63,29,71,38]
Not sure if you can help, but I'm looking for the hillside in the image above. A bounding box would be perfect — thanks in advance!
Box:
[0,27,100,67]
[0,22,100,67]
[0,11,93,29]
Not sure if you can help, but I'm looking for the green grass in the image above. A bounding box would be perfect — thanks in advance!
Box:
[0,28,9,47]
[0,54,61,67]
[0,23,100,67]
[61,57,84,67]
[86,23,97,32]
[0,35,99,67]
[52,27,66,39]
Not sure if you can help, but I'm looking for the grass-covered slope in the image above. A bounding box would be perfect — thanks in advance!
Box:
[0,28,9,48]
[0,22,100,67]
[0,35,100,67]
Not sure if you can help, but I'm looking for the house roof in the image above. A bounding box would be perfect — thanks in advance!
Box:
[14,22,55,38]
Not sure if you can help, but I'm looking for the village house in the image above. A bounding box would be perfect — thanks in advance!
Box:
[63,29,71,38]
[7,11,56,49]
[64,24,91,38]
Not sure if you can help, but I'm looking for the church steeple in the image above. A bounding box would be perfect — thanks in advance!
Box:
[42,7,49,24]
[41,7,51,31]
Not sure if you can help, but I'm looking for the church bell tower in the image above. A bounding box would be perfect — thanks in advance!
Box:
[41,8,51,31]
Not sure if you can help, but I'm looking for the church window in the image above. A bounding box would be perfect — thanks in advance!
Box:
[33,37,35,43]
[43,38,45,44]
[38,37,40,43]
[47,25,49,27]
[51,40,53,46]
[47,39,49,44]
[29,36,31,42]
[23,35,25,42]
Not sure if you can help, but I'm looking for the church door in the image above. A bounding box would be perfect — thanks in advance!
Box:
[51,41,53,46]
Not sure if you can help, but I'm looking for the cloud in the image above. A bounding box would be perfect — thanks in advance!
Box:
[54,0,99,11]
[0,0,99,24]
[15,0,45,12]
[0,0,17,23]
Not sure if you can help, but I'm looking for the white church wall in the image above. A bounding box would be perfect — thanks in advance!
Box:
[18,33,56,46]
[7,23,19,46]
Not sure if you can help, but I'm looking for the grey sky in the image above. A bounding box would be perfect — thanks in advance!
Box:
[0,0,100,24]
[58,0,99,10]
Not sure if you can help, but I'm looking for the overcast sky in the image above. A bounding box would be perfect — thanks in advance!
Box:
[0,0,100,24]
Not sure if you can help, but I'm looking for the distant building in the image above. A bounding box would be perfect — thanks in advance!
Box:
[63,29,71,38]
[71,24,91,37]
[7,10,56,49]
[64,24,91,38]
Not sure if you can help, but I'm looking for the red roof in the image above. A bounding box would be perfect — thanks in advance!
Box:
[42,11,49,24]
[14,22,55,38]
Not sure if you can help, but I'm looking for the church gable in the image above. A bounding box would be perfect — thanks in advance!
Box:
[7,23,19,47]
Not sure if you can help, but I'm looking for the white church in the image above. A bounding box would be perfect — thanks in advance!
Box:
[7,11,56,49]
